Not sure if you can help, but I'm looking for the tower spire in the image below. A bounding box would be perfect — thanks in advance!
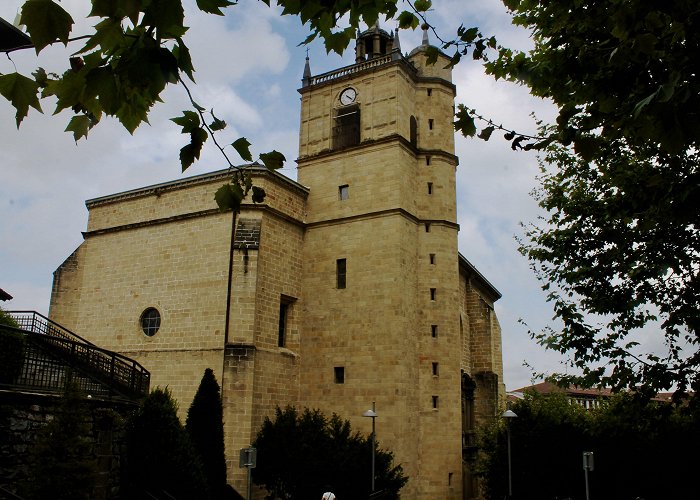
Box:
[302,49,312,87]
[392,27,402,60]
[421,23,430,46]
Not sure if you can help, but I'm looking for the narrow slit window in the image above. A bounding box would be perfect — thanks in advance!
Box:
[429,254,436,265]
[432,395,439,409]
[432,362,439,376]
[428,119,434,130]
[431,325,438,337]
[337,258,347,289]
[425,223,431,233]
[430,288,436,301]
[426,156,431,166]
[339,184,349,200]
[278,301,289,347]
[427,182,433,194]
[427,88,432,96]
[334,366,345,384]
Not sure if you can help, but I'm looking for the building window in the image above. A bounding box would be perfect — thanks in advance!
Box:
[333,104,360,149]
[430,288,436,300]
[339,184,349,200]
[427,182,433,194]
[334,367,345,384]
[432,362,439,376]
[429,253,436,265]
[428,119,434,130]
[337,258,347,289]
[427,88,432,97]
[432,396,439,409]
[431,325,438,337]
[410,115,418,147]
[426,156,431,166]
[278,301,289,347]
[140,307,161,337]
[425,223,431,232]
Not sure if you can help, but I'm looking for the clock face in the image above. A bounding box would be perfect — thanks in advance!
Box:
[339,87,357,105]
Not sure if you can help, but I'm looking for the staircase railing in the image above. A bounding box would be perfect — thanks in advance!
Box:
[4,311,150,400]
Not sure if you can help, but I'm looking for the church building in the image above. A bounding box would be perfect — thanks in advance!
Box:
[49,25,505,499]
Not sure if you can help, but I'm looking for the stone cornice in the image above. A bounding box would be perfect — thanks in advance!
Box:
[296,133,458,166]
[82,203,305,239]
[306,207,459,231]
[86,165,309,209]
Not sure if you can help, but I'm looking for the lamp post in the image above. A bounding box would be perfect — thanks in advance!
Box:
[362,402,378,493]
[502,409,518,498]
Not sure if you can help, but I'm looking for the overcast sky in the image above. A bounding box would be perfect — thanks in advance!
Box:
[0,0,569,390]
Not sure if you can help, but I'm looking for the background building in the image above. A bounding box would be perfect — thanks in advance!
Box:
[49,26,504,499]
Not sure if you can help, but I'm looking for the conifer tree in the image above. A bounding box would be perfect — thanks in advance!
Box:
[24,379,96,500]
[123,387,207,500]
[186,368,227,500]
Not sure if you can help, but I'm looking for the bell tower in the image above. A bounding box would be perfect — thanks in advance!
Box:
[297,24,476,499]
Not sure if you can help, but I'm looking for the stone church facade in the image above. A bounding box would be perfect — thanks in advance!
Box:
[49,26,504,499]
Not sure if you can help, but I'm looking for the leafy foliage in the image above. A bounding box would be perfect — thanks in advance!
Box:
[2,0,405,213]
[521,137,700,396]
[123,387,208,500]
[252,406,407,500]
[478,392,700,500]
[186,368,227,500]
[0,309,24,383]
[24,380,96,500]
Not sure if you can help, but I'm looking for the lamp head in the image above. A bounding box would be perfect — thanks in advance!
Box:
[502,409,518,418]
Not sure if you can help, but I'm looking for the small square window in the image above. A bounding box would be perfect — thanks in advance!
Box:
[429,254,436,265]
[334,367,345,384]
[337,258,347,289]
[430,288,436,300]
[431,325,438,337]
[432,395,439,409]
[339,184,349,200]
[427,182,433,194]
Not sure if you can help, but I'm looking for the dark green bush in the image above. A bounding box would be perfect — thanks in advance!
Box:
[0,310,25,383]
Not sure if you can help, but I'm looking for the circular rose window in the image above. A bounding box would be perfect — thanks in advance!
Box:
[140,307,161,337]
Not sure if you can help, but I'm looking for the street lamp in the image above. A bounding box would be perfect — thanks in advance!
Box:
[502,409,518,498]
[363,402,378,493]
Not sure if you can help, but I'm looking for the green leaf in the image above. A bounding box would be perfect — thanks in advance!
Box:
[209,111,226,131]
[425,46,439,66]
[251,186,266,204]
[21,0,75,53]
[65,114,92,142]
[142,0,187,39]
[231,137,253,162]
[196,0,235,15]
[214,183,244,212]
[397,11,419,30]
[179,127,208,171]
[0,73,43,127]
[173,39,195,82]
[259,150,286,170]
[477,126,495,141]
[171,110,201,133]
[414,0,432,13]
[454,105,476,137]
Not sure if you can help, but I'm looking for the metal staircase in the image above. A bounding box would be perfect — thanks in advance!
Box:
[2,311,149,402]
